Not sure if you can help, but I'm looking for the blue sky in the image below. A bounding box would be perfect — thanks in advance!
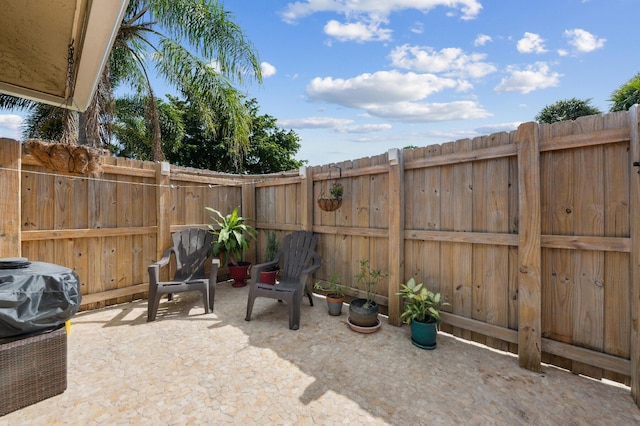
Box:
[1,0,638,166]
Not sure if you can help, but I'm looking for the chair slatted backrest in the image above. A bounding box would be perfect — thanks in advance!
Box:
[279,231,318,282]
[172,228,213,280]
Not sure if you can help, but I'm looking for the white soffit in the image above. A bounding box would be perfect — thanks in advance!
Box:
[0,0,129,112]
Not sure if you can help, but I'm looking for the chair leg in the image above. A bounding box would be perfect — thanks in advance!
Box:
[290,291,302,330]
[305,290,313,306]
[147,286,161,322]
[208,281,215,312]
[200,287,210,314]
[245,290,255,322]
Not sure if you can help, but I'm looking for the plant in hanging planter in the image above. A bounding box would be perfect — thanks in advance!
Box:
[206,206,257,287]
[329,182,344,199]
[397,277,449,350]
[314,272,346,315]
[260,232,280,285]
[348,259,386,331]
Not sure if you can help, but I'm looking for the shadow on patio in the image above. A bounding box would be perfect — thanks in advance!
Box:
[2,282,638,425]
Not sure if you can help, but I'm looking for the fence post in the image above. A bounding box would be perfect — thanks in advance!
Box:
[299,166,313,232]
[629,104,640,407]
[242,181,257,264]
[516,122,542,371]
[0,138,21,257]
[388,148,404,326]
[156,162,171,262]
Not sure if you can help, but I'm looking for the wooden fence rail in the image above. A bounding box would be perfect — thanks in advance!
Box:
[0,106,638,407]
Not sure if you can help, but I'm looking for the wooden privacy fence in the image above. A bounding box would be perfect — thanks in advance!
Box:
[0,107,638,407]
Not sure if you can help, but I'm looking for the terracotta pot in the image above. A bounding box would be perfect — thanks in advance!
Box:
[259,270,278,285]
[229,263,251,287]
[325,294,344,316]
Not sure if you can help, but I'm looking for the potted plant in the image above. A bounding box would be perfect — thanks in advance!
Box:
[318,182,344,212]
[397,277,449,350]
[348,259,386,332]
[206,206,257,287]
[259,232,279,285]
[314,272,346,316]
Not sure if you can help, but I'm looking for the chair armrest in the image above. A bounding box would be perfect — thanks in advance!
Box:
[148,247,175,286]
[150,247,175,269]
[299,253,321,285]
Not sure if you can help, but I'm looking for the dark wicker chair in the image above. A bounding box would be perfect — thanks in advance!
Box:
[147,228,219,322]
[245,231,321,330]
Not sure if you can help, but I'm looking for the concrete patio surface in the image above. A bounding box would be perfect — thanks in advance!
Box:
[1,280,639,425]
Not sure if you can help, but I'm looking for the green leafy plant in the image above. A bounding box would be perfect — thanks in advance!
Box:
[329,182,344,199]
[264,231,280,271]
[397,277,449,324]
[314,272,346,298]
[355,259,386,308]
[206,206,257,266]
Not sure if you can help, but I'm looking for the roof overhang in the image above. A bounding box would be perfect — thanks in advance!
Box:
[0,0,129,112]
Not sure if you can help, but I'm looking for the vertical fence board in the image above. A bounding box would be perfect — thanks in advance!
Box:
[485,133,510,351]
[439,142,458,336]
[0,139,21,257]
[388,149,403,324]
[472,135,489,345]
[628,105,640,406]
[453,139,473,340]
[603,112,632,384]
[571,117,605,380]
[507,130,519,354]
[517,122,542,371]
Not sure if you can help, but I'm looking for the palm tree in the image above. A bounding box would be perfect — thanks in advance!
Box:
[2,0,262,163]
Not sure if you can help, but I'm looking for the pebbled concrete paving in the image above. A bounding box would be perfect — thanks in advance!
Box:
[2,281,639,425]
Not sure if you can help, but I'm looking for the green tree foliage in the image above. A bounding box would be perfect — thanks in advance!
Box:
[535,98,601,124]
[113,95,304,174]
[2,0,262,163]
[610,73,640,112]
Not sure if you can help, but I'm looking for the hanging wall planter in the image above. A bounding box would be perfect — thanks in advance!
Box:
[317,166,344,212]
[317,197,342,212]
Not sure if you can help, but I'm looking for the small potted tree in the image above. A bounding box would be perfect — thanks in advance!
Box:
[348,259,386,332]
[397,277,449,349]
[259,232,279,285]
[206,206,257,287]
[314,272,346,316]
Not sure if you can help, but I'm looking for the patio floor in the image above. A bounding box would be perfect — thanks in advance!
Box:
[2,281,639,425]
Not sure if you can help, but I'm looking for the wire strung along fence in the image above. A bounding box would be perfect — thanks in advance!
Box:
[0,106,639,408]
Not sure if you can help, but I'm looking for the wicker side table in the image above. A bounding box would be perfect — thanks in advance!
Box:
[0,326,67,416]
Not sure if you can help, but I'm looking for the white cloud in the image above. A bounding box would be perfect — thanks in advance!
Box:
[389,44,497,78]
[305,70,490,122]
[261,62,277,78]
[280,0,483,24]
[474,34,492,46]
[564,29,605,53]
[494,62,562,94]
[0,114,23,139]
[410,22,424,34]
[517,32,547,54]
[557,49,568,57]
[306,70,463,107]
[324,19,392,42]
[364,101,491,122]
[278,116,391,133]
